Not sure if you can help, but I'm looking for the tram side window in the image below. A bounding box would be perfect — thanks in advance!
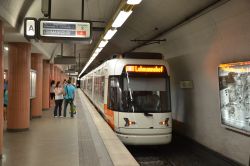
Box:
[108,77,120,111]
[100,76,105,103]
[84,80,87,90]
[87,78,92,93]
[93,76,105,103]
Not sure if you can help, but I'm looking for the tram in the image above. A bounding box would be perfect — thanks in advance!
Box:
[80,52,172,145]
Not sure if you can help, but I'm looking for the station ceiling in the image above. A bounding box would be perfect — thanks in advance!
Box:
[0,0,220,74]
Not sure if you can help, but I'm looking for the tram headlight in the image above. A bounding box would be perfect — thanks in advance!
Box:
[124,118,136,127]
[159,118,169,126]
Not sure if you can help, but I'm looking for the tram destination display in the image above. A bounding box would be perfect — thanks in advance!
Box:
[39,19,92,42]
[218,61,250,135]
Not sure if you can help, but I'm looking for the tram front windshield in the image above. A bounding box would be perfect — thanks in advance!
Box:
[121,76,170,113]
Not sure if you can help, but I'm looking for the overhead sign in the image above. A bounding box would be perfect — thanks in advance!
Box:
[38,19,92,42]
[24,17,37,39]
[54,56,76,64]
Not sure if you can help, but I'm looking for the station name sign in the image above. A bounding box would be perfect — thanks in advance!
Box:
[24,18,92,42]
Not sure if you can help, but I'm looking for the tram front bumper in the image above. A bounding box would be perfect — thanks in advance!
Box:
[116,133,172,145]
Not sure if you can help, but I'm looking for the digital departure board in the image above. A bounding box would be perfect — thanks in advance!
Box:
[39,19,92,41]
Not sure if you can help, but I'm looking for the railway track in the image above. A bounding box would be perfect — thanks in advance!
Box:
[126,135,240,166]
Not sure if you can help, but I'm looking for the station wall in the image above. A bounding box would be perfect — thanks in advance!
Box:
[136,0,250,165]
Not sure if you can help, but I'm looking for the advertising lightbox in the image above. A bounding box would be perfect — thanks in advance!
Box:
[219,61,250,135]
[30,70,37,99]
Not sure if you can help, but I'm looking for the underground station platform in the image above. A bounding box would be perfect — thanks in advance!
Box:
[0,90,245,166]
[0,0,250,166]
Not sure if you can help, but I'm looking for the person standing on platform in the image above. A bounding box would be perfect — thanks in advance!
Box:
[54,81,64,118]
[50,80,55,101]
[63,80,76,118]
[3,87,8,121]
[4,79,8,92]
[63,79,67,88]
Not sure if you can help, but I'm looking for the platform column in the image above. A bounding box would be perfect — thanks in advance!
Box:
[0,20,4,158]
[50,64,54,81]
[7,43,31,131]
[54,66,58,83]
[56,67,59,83]
[57,68,60,82]
[60,70,62,83]
[49,64,54,108]
[31,53,43,118]
[42,60,50,110]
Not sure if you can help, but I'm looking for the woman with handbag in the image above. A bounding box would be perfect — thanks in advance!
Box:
[54,81,64,118]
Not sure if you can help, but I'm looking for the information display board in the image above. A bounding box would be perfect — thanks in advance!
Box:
[218,62,250,135]
[39,19,91,42]
[30,70,37,99]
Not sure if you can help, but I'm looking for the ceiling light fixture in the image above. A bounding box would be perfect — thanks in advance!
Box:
[92,52,99,57]
[112,10,133,28]
[127,0,142,5]
[79,1,143,78]
[98,40,109,48]
[95,47,103,53]
[103,29,118,40]
[4,46,8,51]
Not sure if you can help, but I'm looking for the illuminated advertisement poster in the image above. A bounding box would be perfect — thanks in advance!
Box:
[30,70,36,99]
[219,62,250,135]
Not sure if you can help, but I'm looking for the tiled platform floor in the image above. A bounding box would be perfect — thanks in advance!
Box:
[0,90,113,166]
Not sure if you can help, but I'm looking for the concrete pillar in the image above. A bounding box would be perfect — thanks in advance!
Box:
[7,43,31,131]
[42,60,50,110]
[56,67,59,83]
[49,64,54,108]
[50,64,54,81]
[0,21,4,158]
[54,66,58,83]
[31,53,43,118]
[59,70,62,83]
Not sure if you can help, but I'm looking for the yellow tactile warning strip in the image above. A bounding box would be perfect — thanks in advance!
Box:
[78,90,139,166]
[75,91,113,166]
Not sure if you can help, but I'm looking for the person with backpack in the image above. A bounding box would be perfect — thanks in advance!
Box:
[63,79,76,118]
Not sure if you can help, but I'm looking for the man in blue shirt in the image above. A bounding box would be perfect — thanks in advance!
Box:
[63,79,76,118]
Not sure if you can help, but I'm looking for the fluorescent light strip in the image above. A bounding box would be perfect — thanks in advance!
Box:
[127,0,142,5]
[79,48,102,76]
[79,3,140,78]
[104,29,118,40]
[4,46,8,51]
[98,40,109,48]
[95,47,103,53]
[92,52,99,57]
[112,10,133,28]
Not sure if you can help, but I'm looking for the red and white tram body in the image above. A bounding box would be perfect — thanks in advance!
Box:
[81,56,172,145]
